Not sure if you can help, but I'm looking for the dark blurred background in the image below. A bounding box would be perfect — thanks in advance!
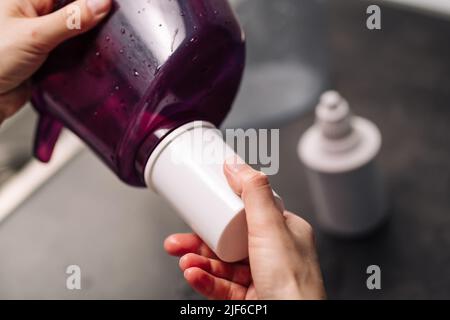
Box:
[272,0,450,299]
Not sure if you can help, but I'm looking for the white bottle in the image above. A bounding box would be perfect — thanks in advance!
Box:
[298,91,387,236]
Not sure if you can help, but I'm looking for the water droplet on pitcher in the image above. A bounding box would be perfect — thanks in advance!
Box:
[121,28,126,34]
[133,69,140,77]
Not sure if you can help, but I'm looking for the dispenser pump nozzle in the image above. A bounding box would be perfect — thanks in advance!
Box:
[316,91,353,140]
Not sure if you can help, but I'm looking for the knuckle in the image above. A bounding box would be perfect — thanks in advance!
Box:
[225,283,236,300]
[299,219,315,242]
[288,214,315,243]
[24,25,49,53]
[0,76,11,95]
[184,252,196,260]
[232,267,251,286]
[0,90,27,118]
[243,171,270,191]
[2,103,21,117]
[25,24,41,42]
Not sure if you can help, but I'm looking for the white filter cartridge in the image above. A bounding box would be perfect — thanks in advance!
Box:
[145,121,282,262]
[298,91,387,236]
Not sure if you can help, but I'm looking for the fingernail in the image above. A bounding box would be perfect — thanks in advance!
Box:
[179,256,187,271]
[225,155,246,174]
[183,268,197,281]
[87,0,111,15]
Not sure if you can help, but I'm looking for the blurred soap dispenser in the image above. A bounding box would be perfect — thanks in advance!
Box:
[298,91,387,236]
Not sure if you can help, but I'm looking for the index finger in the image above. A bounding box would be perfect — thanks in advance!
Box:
[164,233,217,259]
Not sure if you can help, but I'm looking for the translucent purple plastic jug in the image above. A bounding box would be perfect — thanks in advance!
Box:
[32,0,245,187]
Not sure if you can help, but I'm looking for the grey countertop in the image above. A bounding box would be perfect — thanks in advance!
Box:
[0,0,449,299]
[288,0,450,299]
[0,150,199,299]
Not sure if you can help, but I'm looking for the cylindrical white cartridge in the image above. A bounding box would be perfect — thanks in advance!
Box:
[145,121,283,262]
[298,91,387,236]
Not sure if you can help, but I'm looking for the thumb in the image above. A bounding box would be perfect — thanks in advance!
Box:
[29,0,112,52]
[224,156,286,237]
